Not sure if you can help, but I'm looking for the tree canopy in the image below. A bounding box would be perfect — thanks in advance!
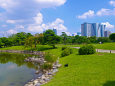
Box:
[109,33,115,42]
[44,29,60,48]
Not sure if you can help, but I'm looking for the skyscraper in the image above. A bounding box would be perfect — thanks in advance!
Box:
[81,22,106,37]
[77,32,81,36]
[53,29,57,35]
[104,31,111,37]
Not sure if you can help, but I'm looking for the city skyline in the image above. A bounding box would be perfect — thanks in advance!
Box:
[0,0,115,37]
[81,22,107,37]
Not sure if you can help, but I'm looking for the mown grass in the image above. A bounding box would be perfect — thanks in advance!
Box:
[43,47,115,86]
[57,42,115,50]
[0,45,115,86]
[0,45,53,51]
[0,46,26,50]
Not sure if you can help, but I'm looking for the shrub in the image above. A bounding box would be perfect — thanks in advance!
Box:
[62,46,67,50]
[41,63,52,70]
[44,52,57,63]
[79,45,96,55]
[61,47,73,57]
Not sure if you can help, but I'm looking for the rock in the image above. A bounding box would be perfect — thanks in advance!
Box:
[35,83,41,86]
[34,80,38,84]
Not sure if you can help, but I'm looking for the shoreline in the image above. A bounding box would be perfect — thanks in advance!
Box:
[0,50,61,86]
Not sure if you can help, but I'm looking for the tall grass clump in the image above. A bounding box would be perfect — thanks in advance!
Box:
[44,52,57,63]
[41,63,52,70]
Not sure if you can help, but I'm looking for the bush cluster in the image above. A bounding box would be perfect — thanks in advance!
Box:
[61,47,73,57]
[78,45,96,55]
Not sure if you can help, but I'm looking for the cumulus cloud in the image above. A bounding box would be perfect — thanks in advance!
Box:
[27,14,68,35]
[0,0,66,20]
[35,0,66,8]
[6,19,24,24]
[15,25,24,29]
[33,12,43,25]
[0,0,67,36]
[42,18,67,35]
[96,8,115,16]
[110,0,115,7]
[77,8,115,19]
[0,29,18,37]
[102,22,115,29]
[77,10,95,19]
[6,29,18,34]
[6,20,16,24]
[28,25,43,33]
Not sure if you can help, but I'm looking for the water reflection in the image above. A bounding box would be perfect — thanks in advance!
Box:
[0,53,39,70]
[0,52,40,86]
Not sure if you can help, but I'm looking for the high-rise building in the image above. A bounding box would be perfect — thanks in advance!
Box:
[53,29,57,35]
[77,32,81,36]
[104,31,111,37]
[81,22,106,37]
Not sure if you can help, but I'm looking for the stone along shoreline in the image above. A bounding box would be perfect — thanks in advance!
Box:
[0,50,61,86]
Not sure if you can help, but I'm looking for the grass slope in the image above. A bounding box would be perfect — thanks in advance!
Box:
[0,45,115,86]
[43,48,115,86]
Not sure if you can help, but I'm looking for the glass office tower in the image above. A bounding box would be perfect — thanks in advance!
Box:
[81,23,106,37]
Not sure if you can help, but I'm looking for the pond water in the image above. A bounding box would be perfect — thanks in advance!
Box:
[0,53,40,86]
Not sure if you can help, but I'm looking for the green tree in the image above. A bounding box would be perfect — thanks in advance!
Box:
[109,33,115,42]
[97,37,111,43]
[0,39,4,48]
[61,32,68,44]
[9,32,33,46]
[34,33,44,45]
[0,37,12,47]
[72,35,90,44]
[25,36,35,49]
[44,29,60,48]
[88,36,97,43]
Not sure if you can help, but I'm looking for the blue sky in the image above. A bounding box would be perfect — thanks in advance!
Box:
[0,0,115,37]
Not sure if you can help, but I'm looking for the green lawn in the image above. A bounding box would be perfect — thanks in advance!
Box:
[58,42,115,50]
[43,47,115,86]
[0,45,115,86]
[0,45,53,51]
[0,46,26,50]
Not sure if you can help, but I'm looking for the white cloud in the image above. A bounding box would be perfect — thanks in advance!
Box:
[0,0,67,36]
[6,29,18,34]
[65,32,71,36]
[77,10,95,19]
[35,0,66,8]
[102,22,115,29]
[15,25,24,29]
[42,18,67,35]
[6,20,16,24]
[33,12,43,25]
[96,8,115,16]
[28,25,43,33]
[27,14,68,35]
[6,19,24,24]
[0,0,66,18]
[110,0,115,7]
[0,29,18,37]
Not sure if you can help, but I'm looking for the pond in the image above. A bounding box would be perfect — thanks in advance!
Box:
[0,52,40,86]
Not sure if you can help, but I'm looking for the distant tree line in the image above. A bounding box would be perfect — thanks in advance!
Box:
[0,30,115,48]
